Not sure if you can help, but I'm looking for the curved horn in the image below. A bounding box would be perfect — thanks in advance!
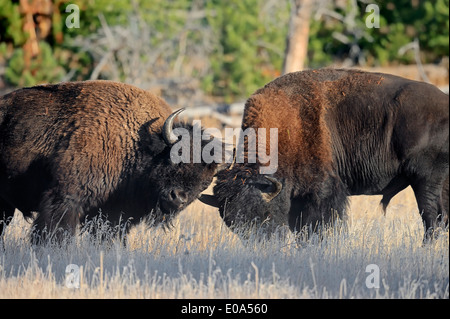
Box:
[228,149,236,170]
[261,176,282,202]
[163,108,185,145]
[198,194,220,208]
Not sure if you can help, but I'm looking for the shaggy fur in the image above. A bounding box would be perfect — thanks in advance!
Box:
[212,69,449,240]
[0,80,217,243]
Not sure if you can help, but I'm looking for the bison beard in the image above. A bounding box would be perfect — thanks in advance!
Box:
[0,80,218,244]
[201,69,449,242]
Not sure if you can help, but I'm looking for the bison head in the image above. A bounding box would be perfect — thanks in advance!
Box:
[199,165,291,238]
[142,109,222,226]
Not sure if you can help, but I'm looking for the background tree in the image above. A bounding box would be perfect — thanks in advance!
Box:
[282,0,313,74]
[0,0,448,100]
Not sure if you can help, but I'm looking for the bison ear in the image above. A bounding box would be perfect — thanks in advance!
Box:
[198,194,220,208]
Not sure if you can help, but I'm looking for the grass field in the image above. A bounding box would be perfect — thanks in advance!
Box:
[0,186,448,299]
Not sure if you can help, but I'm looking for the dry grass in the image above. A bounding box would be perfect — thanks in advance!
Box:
[0,187,448,299]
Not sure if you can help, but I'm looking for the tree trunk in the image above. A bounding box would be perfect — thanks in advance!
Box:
[282,0,314,74]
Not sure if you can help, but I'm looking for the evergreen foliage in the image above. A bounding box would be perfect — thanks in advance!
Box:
[0,0,448,98]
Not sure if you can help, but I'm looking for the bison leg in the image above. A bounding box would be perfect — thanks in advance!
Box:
[411,178,447,242]
[0,197,15,237]
[379,175,410,214]
[288,191,348,241]
[31,189,82,245]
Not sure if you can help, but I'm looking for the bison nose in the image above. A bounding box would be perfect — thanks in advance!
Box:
[169,189,188,207]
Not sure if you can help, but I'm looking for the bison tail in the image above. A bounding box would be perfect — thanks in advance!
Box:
[379,195,390,216]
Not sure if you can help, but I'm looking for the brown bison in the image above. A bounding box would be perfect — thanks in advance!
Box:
[0,80,218,244]
[200,69,449,241]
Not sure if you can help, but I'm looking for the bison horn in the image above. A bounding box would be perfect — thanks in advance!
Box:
[163,108,185,145]
[261,176,282,202]
[198,194,220,208]
[228,149,236,170]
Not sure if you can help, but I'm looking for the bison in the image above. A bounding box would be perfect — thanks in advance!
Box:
[200,69,449,242]
[0,80,218,244]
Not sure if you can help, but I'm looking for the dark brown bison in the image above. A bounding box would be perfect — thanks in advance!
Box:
[0,80,218,244]
[200,69,449,241]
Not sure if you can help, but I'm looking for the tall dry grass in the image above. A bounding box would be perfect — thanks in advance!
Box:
[0,187,448,298]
